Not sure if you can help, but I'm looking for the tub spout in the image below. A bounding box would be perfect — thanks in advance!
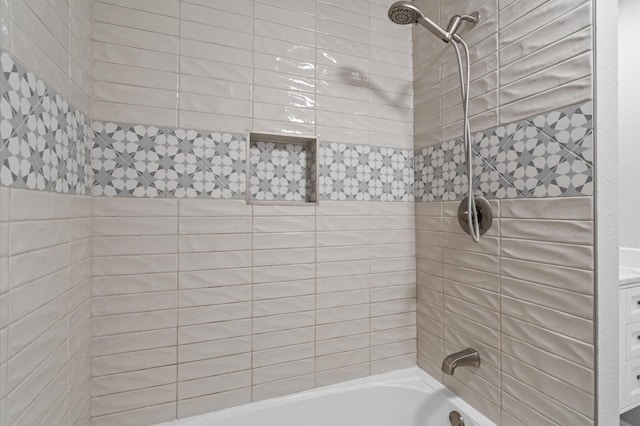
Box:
[441,348,480,375]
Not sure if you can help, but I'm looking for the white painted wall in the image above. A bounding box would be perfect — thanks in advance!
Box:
[618,0,640,254]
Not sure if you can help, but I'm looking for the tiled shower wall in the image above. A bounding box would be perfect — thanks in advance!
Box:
[91,199,416,423]
[413,0,595,424]
[0,1,603,426]
[0,1,94,426]
[90,0,417,424]
[0,189,92,426]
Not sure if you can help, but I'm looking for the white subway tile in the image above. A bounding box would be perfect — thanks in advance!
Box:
[93,272,177,296]
[180,2,251,31]
[253,295,314,317]
[94,217,177,236]
[253,343,315,368]
[7,344,66,423]
[177,370,250,400]
[253,311,315,334]
[317,260,369,278]
[179,286,251,308]
[90,401,176,426]
[317,304,369,325]
[253,248,315,267]
[179,217,251,234]
[316,289,369,309]
[177,387,251,419]
[316,363,369,387]
[94,22,178,54]
[93,254,177,276]
[182,21,252,50]
[253,232,315,250]
[253,280,315,300]
[95,2,178,35]
[252,374,314,401]
[91,383,177,417]
[92,329,177,357]
[93,236,176,256]
[180,38,251,68]
[178,336,251,363]
[179,302,251,326]
[177,353,250,382]
[253,264,315,284]
[92,347,176,377]
[316,274,369,294]
[502,373,591,425]
[179,268,250,290]
[178,319,250,346]
[9,269,67,322]
[178,251,250,271]
[94,101,179,127]
[7,319,67,392]
[92,292,176,316]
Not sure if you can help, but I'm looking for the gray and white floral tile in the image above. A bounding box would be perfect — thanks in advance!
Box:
[0,50,91,195]
[318,142,413,202]
[377,147,414,202]
[250,140,315,202]
[414,100,594,201]
[92,122,246,199]
[1,47,593,203]
[319,142,372,201]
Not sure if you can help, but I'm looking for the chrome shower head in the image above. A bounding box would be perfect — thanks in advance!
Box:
[387,1,450,42]
[387,1,422,25]
[387,1,480,43]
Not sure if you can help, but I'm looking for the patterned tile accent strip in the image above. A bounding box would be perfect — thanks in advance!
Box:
[0,48,593,202]
[414,101,594,202]
[0,51,92,195]
[318,143,414,202]
[92,122,246,199]
[91,127,416,202]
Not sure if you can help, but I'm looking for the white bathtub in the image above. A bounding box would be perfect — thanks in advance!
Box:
[156,368,495,426]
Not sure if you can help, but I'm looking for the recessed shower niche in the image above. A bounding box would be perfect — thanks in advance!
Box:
[247,132,318,205]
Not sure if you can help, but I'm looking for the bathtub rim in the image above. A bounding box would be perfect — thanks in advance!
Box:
[156,367,496,426]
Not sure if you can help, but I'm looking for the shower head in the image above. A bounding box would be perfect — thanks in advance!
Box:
[387,1,480,43]
[387,1,450,41]
[387,1,422,25]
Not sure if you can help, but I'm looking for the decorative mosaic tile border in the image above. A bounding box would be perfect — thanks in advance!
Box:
[319,143,414,202]
[0,51,92,195]
[92,122,246,198]
[0,49,593,202]
[92,123,415,202]
[414,101,593,201]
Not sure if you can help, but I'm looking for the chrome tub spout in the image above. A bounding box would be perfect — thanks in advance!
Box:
[441,348,480,375]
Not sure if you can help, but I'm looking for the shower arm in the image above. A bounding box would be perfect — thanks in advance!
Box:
[415,10,478,43]
[447,13,480,43]
[416,14,450,42]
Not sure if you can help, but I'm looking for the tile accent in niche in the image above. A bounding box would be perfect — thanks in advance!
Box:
[249,138,317,203]
[92,122,246,199]
[414,100,593,202]
[0,50,92,195]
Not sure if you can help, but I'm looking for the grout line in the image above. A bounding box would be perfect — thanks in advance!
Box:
[174,2,182,409]
[313,0,318,384]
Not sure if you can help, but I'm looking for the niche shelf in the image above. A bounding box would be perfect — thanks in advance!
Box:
[247,131,318,205]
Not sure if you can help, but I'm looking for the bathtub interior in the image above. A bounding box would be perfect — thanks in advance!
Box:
[157,368,494,426]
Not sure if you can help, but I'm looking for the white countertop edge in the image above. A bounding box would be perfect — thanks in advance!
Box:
[620,266,640,287]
